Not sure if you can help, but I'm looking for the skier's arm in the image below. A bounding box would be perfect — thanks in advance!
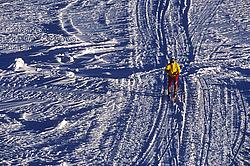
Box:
[165,65,170,73]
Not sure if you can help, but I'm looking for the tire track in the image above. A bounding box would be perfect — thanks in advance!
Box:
[97,78,138,164]
[161,75,187,165]
[156,0,170,55]
[59,0,85,40]
[190,0,224,36]
[230,89,248,165]
[134,0,170,67]
[127,71,182,165]
[141,76,186,165]
[190,0,224,60]
[184,76,249,165]
[177,76,198,165]
[197,77,212,166]
[132,85,170,165]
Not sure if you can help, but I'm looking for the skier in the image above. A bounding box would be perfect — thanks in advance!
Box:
[165,57,181,97]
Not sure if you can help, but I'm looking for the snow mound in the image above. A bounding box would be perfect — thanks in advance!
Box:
[10,58,36,72]
[60,162,71,166]
[14,58,27,71]
[21,112,30,120]
[57,120,68,129]
[56,54,74,63]
[66,71,76,78]
[60,162,70,166]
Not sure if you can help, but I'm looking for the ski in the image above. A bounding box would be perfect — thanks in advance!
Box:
[171,94,178,103]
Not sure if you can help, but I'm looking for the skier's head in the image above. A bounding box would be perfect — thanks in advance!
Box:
[170,57,175,64]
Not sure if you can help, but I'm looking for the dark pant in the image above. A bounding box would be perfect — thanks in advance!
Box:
[168,75,179,94]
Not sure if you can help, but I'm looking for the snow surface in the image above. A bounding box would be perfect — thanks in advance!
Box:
[0,0,249,165]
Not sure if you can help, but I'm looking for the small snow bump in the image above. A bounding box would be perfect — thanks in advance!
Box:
[104,72,111,75]
[69,56,74,63]
[60,162,71,166]
[9,58,37,72]
[57,120,68,129]
[21,112,28,120]
[56,57,62,63]
[66,71,76,78]
[14,58,27,71]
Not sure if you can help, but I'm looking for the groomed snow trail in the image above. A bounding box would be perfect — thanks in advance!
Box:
[0,0,249,165]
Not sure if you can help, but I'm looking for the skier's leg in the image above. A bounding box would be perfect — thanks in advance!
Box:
[174,75,179,95]
[168,76,173,95]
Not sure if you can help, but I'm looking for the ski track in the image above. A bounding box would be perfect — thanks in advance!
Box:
[0,0,249,165]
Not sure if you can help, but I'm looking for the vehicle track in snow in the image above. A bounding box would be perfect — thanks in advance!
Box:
[179,73,248,165]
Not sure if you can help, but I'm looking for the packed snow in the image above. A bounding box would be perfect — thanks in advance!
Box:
[0,0,249,165]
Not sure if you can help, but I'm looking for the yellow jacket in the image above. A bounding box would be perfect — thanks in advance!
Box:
[165,62,181,77]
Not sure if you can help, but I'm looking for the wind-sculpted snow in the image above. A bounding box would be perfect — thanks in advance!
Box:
[0,0,249,165]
